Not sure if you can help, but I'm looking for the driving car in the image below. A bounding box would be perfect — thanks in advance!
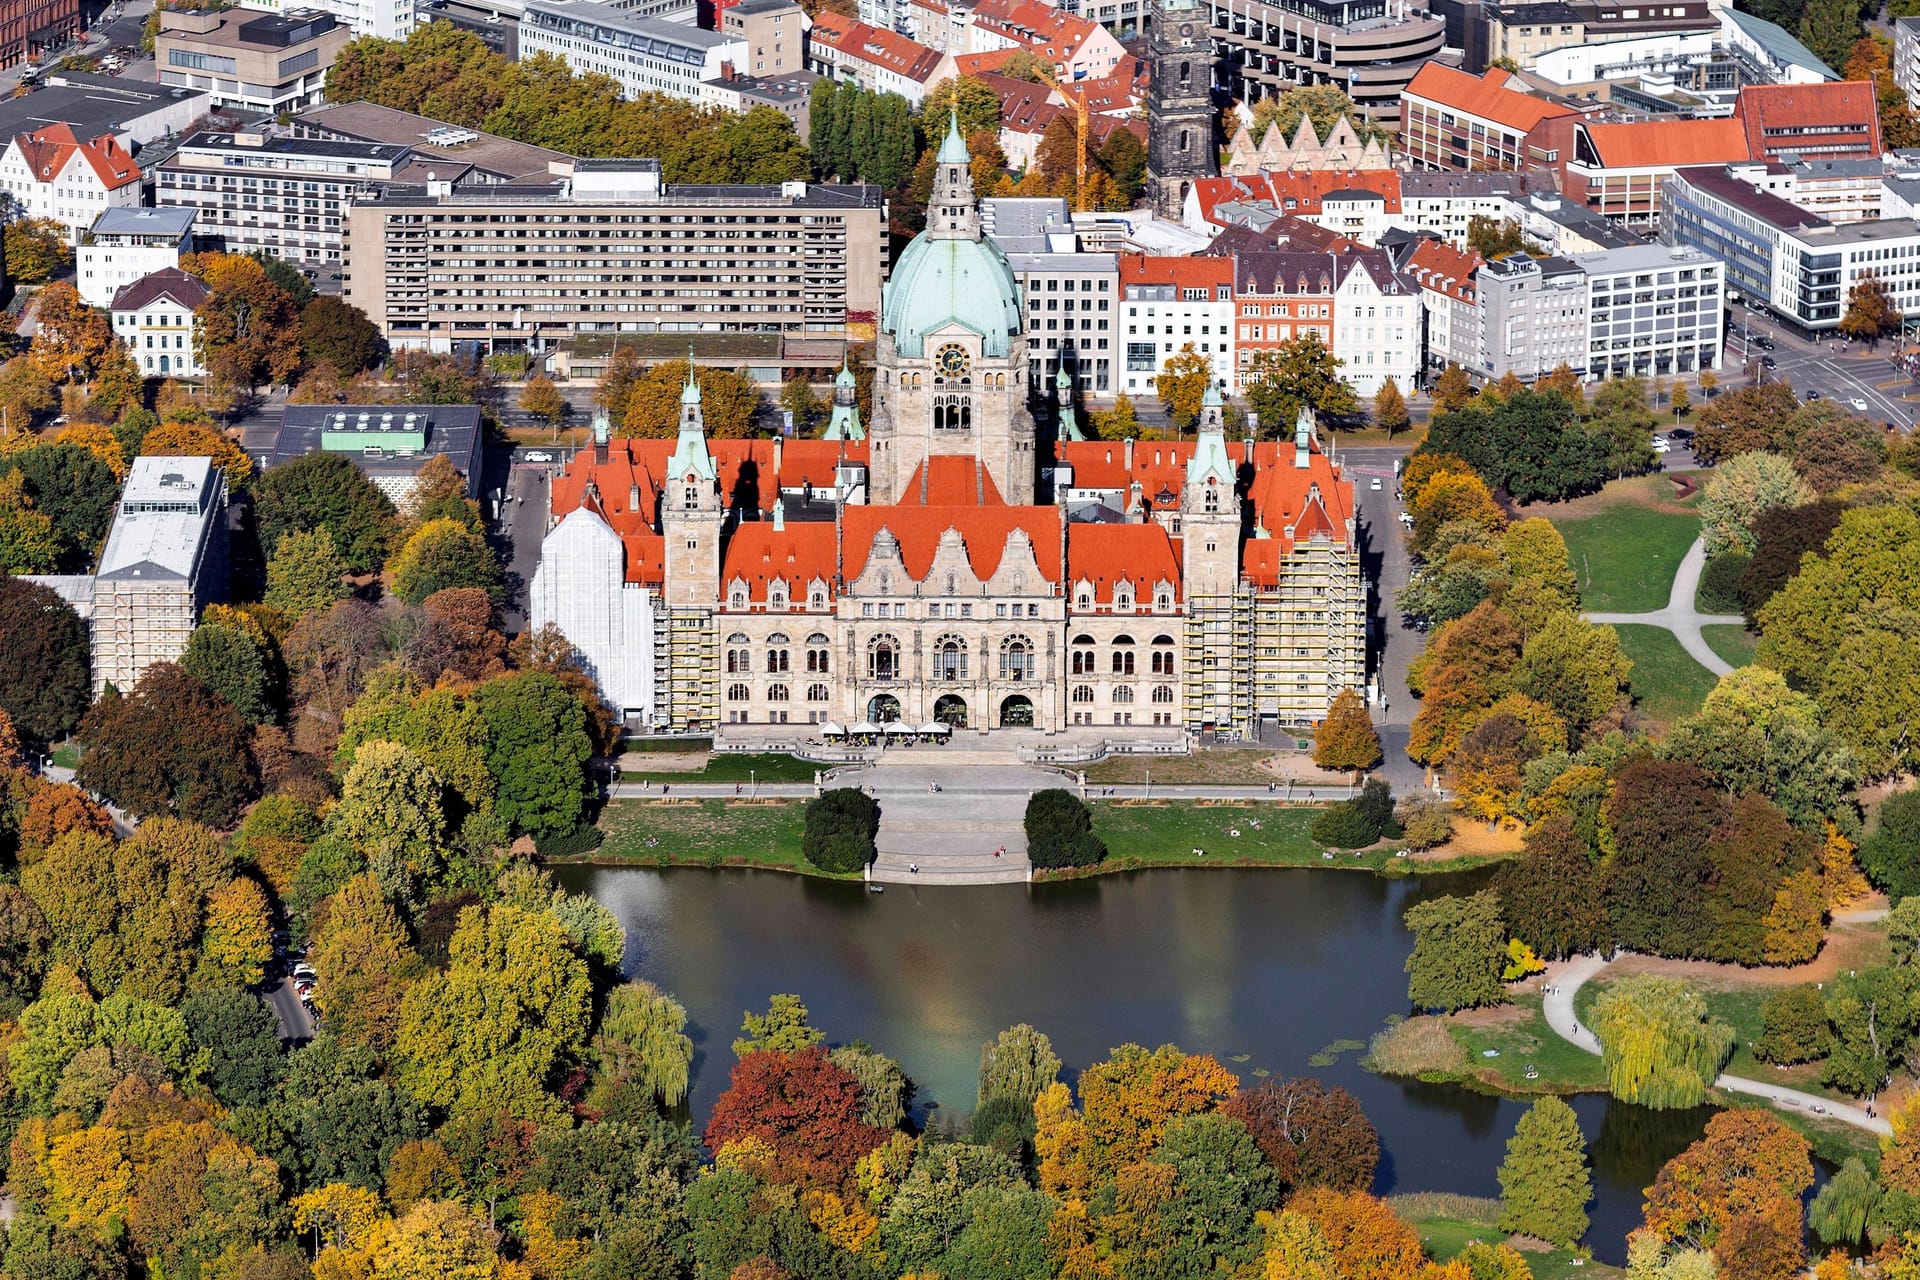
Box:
[1758,355,1777,369]
[1805,390,1822,400]
[1850,397,1871,412]
[523,450,554,462]
[1669,427,1695,442]
[1370,478,1382,490]
[1651,436,1671,453]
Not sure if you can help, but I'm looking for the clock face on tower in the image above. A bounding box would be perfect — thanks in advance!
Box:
[936,343,971,378]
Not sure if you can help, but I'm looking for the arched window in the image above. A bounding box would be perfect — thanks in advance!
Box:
[868,634,900,681]
[727,648,752,674]
[1179,59,1190,88]
[807,633,831,673]
[730,588,747,609]
[768,684,789,702]
[727,683,749,701]
[934,634,968,681]
[1000,635,1034,682]
[1070,634,1095,676]
[807,683,830,702]
[1152,685,1175,704]
[1114,685,1134,703]
[932,394,973,431]
[770,585,787,609]
[1076,584,1093,609]
[1072,684,1094,704]
[1179,127,1191,154]
[1155,586,1174,610]
[767,648,789,673]
[1204,477,1220,513]
[1111,635,1135,676]
[810,588,826,609]
[1115,584,1134,611]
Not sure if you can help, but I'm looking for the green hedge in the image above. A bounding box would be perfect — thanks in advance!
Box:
[1698,550,1750,615]
[804,788,880,873]
[535,825,605,857]
[1310,779,1400,849]
[1025,789,1106,869]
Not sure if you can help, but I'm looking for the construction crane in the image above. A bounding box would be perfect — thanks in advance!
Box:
[1033,63,1093,211]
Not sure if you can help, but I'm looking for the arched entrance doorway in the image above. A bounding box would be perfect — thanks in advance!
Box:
[866,694,902,723]
[999,695,1033,728]
[933,694,968,728]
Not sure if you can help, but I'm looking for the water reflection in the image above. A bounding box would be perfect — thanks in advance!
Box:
[560,864,1711,1262]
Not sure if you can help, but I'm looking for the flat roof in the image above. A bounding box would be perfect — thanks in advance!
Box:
[523,0,737,43]
[272,405,483,493]
[98,457,219,582]
[1571,242,1719,271]
[0,80,208,140]
[295,102,572,180]
[1670,163,1829,230]
[175,130,412,161]
[90,206,198,238]
[360,176,883,207]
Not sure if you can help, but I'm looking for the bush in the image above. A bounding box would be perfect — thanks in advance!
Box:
[804,788,879,874]
[1397,796,1453,851]
[1312,779,1399,848]
[1698,550,1750,615]
[534,825,605,858]
[1754,986,1830,1065]
[1024,789,1106,869]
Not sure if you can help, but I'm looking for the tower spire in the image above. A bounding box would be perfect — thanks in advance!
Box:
[928,106,980,240]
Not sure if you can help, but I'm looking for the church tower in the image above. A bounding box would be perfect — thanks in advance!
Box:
[872,112,1036,505]
[661,358,723,606]
[1181,383,1243,731]
[823,355,865,441]
[1146,0,1217,220]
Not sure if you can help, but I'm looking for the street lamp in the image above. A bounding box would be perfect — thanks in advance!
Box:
[1145,768,1151,801]
[750,768,756,799]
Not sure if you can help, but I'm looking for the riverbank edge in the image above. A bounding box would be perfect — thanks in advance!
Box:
[551,847,1514,882]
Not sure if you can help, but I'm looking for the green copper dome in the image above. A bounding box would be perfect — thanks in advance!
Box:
[881,235,1023,358]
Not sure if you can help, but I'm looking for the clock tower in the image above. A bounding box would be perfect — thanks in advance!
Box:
[870,113,1037,505]
[1146,0,1217,221]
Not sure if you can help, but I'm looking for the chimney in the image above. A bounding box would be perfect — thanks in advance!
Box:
[773,498,786,532]
[1243,436,1255,465]
[772,432,784,480]
[1123,436,1134,470]
[1294,405,1311,470]
[629,482,640,511]
[593,411,609,465]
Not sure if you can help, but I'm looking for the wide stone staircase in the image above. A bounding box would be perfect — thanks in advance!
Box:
[851,755,1050,885]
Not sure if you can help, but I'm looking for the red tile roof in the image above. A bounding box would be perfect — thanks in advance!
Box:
[1118,253,1235,293]
[1574,118,1751,169]
[11,122,140,191]
[986,71,1146,145]
[1405,239,1482,304]
[1735,81,1882,159]
[1067,522,1182,603]
[900,455,1006,505]
[809,12,943,81]
[1188,170,1402,225]
[968,0,1105,62]
[1404,64,1579,134]
[841,505,1064,583]
[720,519,839,602]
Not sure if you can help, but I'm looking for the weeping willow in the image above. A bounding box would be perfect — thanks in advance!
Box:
[1590,976,1736,1110]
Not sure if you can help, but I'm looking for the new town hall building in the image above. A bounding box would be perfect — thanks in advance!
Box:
[529,120,1366,742]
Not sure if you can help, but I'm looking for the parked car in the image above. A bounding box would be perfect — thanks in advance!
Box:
[1805,389,1822,400]
[524,450,554,462]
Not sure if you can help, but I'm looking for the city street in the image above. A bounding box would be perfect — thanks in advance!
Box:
[1331,444,1424,792]
[1725,300,1918,429]
[497,449,554,631]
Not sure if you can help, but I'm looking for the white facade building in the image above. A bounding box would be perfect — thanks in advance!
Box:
[111,268,211,378]
[90,456,228,697]
[1332,249,1421,396]
[1574,243,1723,377]
[527,495,658,722]
[0,124,141,239]
[518,0,745,103]
[78,207,198,309]
[1117,254,1235,398]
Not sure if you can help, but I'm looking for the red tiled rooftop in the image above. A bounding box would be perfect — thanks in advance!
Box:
[1404,64,1579,134]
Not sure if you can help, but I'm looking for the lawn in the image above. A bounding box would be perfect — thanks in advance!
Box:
[1613,625,1718,724]
[1087,802,1401,871]
[593,798,836,874]
[1701,624,1759,670]
[1082,749,1293,786]
[1408,1217,1621,1280]
[619,751,821,783]
[1550,482,1701,613]
[1445,994,1611,1095]
[50,742,79,770]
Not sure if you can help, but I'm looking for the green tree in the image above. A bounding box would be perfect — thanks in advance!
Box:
[779,375,822,435]
[4,218,72,284]
[1155,343,1215,431]
[1023,788,1105,869]
[182,986,284,1108]
[803,787,878,873]
[1753,986,1829,1064]
[298,295,385,373]
[390,516,501,605]
[732,993,825,1057]
[255,450,398,572]
[921,75,1003,145]
[1088,391,1140,441]
[1809,1156,1880,1248]
[1248,83,1379,145]
[1589,975,1735,1108]
[0,575,89,744]
[264,525,350,621]
[0,471,61,572]
[1403,889,1508,1012]
[1864,792,1920,902]
[1243,334,1358,435]
[179,618,278,726]
[1496,1096,1591,1247]
[1425,391,1611,503]
[471,671,593,839]
[621,360,761,438]
[1147,1112,1283,1277]
[1822,964,1920,1095]
[594,980,694,1108]
[1466,216,1538,259]
[831,1043,910,1129]
[395,902,592,1123]
[1432,363,1473,414]
[327,740,446,903]
[2,444,118,567]
[977,1024,1061,1107]
[1699,452,1814,558]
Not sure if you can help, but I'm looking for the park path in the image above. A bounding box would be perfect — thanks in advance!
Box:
[1584,537,1745,678]
[1544,953,1892,1136]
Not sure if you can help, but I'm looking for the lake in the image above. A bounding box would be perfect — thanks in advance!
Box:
[557,864,1714,1260]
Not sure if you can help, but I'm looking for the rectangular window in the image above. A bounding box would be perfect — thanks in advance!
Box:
[278,49,320,75]
[167,49,237,72]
